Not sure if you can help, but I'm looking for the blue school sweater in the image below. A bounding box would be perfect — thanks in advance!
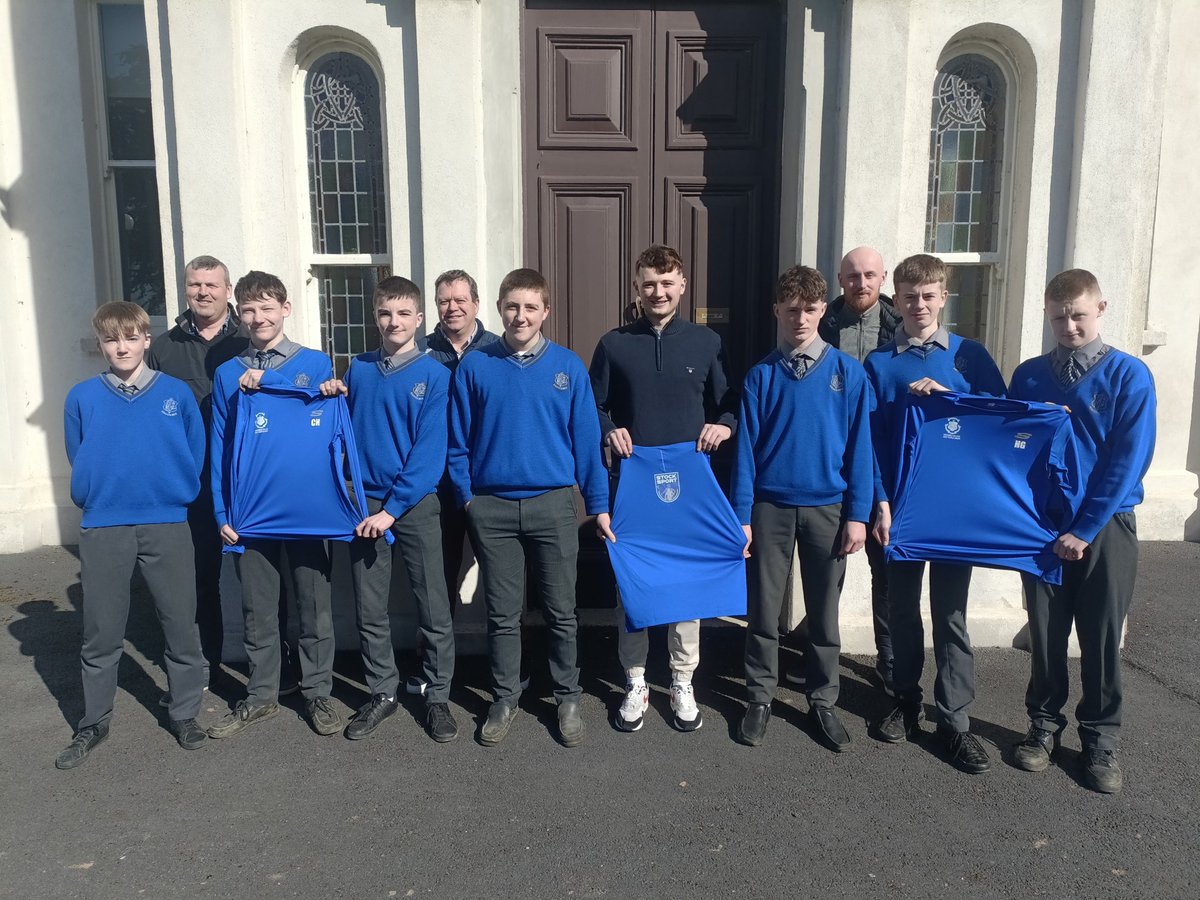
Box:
[210,347,333,528]
[1008,348,1156,544]
[885,392,1082,583]
[64,372,204,527]
[448,339,607,514]
[864,333,1006,500]
[344,350,450,518]
[730,346,874,525]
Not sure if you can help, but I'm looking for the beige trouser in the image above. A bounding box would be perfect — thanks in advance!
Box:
[617,610,701,683]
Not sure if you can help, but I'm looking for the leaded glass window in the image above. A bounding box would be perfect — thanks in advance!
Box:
[304,51,389,376]
[315,266,385,376]
[305,53,388,255]
[925,53,1007,345]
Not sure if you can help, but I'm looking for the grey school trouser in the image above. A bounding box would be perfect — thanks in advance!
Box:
[1022,512,1139,751]
[466,488,581,704]
[77,522,206,728]
[745,502,845,708]
[235,538,333,704]
[350,494,455,702]
[889,559,975,732]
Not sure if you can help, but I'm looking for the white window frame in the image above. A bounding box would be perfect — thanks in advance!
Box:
[84,0,167,330]
[930,40,1019,356]
[294,39,393,358]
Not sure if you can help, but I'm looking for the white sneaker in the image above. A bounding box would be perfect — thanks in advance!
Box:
[670,681,703,732]
[613,681,649,732]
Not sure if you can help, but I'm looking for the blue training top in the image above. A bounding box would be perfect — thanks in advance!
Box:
[1008,348,1156,544]
[884,392,1082,583]
[221,375,386,551]
[606,442,747,630]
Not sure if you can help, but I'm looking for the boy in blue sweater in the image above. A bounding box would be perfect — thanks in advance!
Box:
[449,268,613,747]
[864,254,1006,774]
[206,271,342,740]
[1008,269,1156,793]
[57,302,209,768]
[732,266,873,750]
[320,276,458,742]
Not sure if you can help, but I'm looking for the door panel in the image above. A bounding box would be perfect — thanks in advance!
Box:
[524,9,653,355]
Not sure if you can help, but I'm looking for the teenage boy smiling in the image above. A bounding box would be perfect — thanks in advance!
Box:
[320,277,458,742]
[207,272,341,740]
[449,268,612,747]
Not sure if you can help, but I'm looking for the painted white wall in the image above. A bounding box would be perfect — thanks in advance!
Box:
[0,0,102,550]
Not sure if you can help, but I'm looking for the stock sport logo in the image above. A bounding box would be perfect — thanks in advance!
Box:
[655,472,681,503]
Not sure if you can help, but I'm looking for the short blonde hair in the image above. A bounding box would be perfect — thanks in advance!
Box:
[92,301,150,340]
[893,254,947,290]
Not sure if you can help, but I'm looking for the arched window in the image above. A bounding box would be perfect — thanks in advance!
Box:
[925,53,1007,347]
[304,51,389,375]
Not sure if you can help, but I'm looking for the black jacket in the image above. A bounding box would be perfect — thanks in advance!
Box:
[419,322,500,372]
[147,305,249,422]
[589,316,738,447]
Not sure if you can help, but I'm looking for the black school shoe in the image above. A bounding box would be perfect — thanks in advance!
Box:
[736,702,771,747]
[1012,725,1061,772]
[345,694,399,740]
[305,697,343,736]
[1081,748,1123,793]
[479,701,518,746]
[810,706,852,752]
[876,702,923,743]
[207,700,280,739]
[169,718,207,750]
[426,702,459,743]
[55,723,110,770]
[939,726,991,774]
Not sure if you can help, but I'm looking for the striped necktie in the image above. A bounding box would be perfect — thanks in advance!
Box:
[117,383,139,395]
[791,354,808,378]
[1062,355,1083,386]
[254,351,271,370]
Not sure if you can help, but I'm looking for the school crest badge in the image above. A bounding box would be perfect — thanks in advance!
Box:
[254,412,269,434]
[161,398,179,417]
[411,382,427,400]
[553,372,570,391]
[829,373,844,393]
[655,471,681,503]
[1090,392,1110,413]
[294,373,311,387]
[943,417,962,440]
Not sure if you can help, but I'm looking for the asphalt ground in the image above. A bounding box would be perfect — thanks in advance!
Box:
[1,541,1198,899]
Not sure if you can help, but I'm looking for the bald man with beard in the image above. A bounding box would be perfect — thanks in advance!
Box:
[815,245,901,696]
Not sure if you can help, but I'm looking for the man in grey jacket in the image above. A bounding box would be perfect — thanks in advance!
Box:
[816,245,900,695]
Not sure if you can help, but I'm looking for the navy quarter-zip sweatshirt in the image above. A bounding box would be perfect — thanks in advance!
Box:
[589,316,738,446]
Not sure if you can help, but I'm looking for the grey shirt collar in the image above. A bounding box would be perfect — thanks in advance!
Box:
[103,365,156,393]
[780,334,827,363]
[241,337,302,368]
[381,346,422,371]
[896,325,950,352]
[502,334,547,363]
[1052,337,1106,373]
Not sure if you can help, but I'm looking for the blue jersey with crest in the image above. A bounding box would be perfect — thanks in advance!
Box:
[606,442,747,630]
[884,392,1082,583]
[219,376,385,551]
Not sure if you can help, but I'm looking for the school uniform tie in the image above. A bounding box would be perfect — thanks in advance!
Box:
[254,351,271,370]
[117,384,139,395]
[791,354,809,378]
[382,357,393,371]
[1062,355,1083,386]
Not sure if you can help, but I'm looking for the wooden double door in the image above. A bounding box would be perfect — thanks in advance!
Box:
[522,2,785,378]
